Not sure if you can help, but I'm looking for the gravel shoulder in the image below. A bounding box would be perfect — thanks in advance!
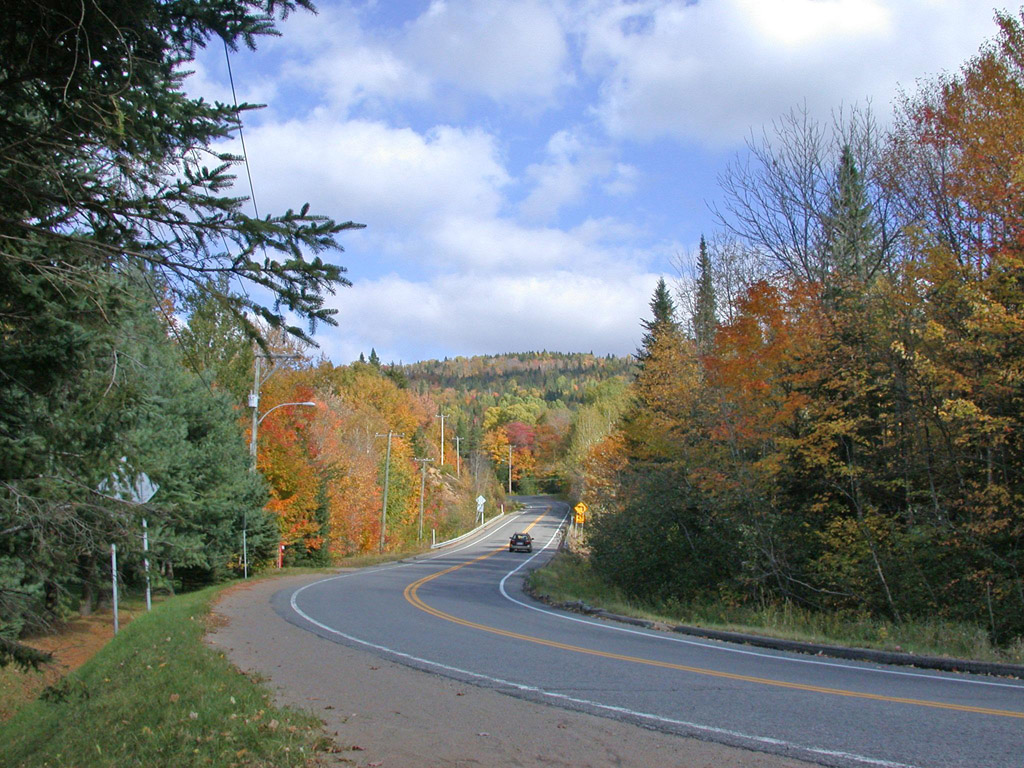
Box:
[207,572,820,768]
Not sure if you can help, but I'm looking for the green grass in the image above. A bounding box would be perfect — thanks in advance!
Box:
[527,552,1024,665]
[0,580,338,768]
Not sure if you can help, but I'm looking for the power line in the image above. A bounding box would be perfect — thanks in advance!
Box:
[223,41,261,221]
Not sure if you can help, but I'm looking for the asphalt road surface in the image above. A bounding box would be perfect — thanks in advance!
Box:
[278,497,1024,768]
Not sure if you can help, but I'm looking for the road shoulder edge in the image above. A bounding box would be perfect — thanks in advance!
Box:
[522,585,1024,680]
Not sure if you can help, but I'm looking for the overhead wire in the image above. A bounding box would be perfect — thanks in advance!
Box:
[223,40,261,221]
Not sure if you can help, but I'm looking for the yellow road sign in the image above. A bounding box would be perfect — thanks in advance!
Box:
[574,502,587,524]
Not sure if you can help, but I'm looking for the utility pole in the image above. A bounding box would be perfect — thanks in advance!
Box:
[375,431,404,552]
[414,457,435,541]
[507,443,513,494]
[248,348,303,471]
[246,347,306,577]
[454,435,462,478]
[249,350,261,471]
[435,412,447,466]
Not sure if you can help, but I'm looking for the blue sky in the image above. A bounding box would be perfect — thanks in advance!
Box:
[188,0,1003,365]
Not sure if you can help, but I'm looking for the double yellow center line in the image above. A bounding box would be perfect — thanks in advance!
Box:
[404,513,1024,719]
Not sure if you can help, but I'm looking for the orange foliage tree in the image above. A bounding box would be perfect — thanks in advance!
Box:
[251,356,494,561]
[586,16,1024,637]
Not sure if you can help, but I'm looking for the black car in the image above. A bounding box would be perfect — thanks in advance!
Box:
[509,533,533,553]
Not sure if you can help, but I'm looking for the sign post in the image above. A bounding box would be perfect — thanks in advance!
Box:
[476,495,486,526]
[142,518,151,611]
[111,543,119,635]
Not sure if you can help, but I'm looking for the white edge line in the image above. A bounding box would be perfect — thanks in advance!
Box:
[288,525,918,768]
[497,514,1024,691]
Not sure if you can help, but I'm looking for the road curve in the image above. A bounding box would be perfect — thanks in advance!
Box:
[278,497,1024,768]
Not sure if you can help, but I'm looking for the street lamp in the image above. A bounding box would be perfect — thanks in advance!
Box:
[244,400,317,578]
[249,401,317,469]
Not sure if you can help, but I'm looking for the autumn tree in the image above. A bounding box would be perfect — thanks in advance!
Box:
[586,14,1024,641]
[880,9,1024,636]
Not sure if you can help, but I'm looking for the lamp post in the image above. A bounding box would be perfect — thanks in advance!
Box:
[247,347,305,471]
[244,400,317,577]
[249,401,317,470]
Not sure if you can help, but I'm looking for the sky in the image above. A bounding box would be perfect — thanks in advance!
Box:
[187,0,1005,365]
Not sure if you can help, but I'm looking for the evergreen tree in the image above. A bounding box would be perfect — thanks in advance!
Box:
[177,279,255,402]
[692,236,718,355]
[1,0,361,344]
[622,278,693,461]
[130,328,272,591]
[636,278,680,366]
[368,348,381,367]
[822,145,878,285]
[0,0,359,668]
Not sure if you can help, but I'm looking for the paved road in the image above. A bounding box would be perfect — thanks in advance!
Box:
[278,497,1024,768]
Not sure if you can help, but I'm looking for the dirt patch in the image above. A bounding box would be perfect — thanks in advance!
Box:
[0,609,136,722]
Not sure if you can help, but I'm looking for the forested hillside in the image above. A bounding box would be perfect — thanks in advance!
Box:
[404,352,631,404]
[575,13,1024,648]
[401,352,631,495]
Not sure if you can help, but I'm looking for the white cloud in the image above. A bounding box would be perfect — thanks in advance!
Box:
[736,0,891,47]
[579,0,999,146]
[291,45,431,114]
[403,0,574,103]
[603,162,639,197]
[424,210,655,275]
[238,117,510,232]
[183,56,280,111]
[519,129,623,221]
[315,270,659,363]
[276,3,431,114]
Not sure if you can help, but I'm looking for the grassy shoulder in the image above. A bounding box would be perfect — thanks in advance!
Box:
[527,551,1024,665]
[0,573,341,768]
